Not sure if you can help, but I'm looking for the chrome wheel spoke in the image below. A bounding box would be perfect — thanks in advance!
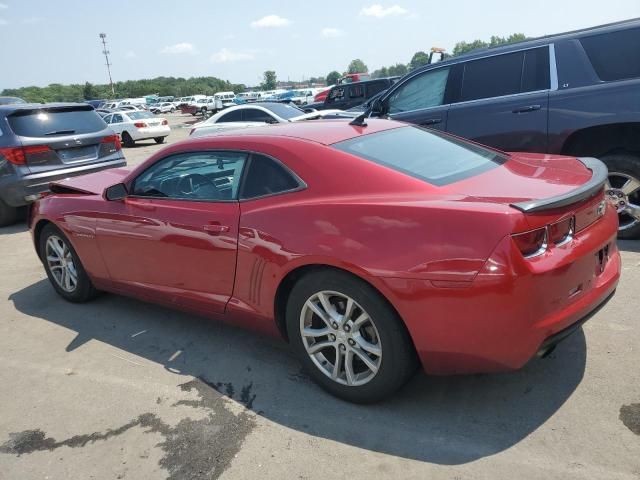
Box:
[302,326,330,338]
[352,312,370,330]
[332,346,344,380]
[354,335,382,357]
[317,292,339,322]
[624,203,640,221]
[306,340,334,355]
[305,299,332,327]
[621,177,640,196]
[351,346,379,374]
[344,350,356,385]
[45,235,78,293]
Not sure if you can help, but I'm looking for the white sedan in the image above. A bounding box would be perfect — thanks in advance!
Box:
[189,102,355,137]
[102,111,171,147]
[149,102,176,114]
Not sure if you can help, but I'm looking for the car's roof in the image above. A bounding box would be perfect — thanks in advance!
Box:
[201,118,405,145]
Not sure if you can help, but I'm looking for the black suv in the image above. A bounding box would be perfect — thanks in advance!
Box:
[0,103,126,226]
[308,78,396,111]
[371,18,640,238]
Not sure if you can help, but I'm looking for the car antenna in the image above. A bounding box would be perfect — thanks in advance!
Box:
[349,104,371,127]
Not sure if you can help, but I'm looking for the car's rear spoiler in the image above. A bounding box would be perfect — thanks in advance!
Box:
[510,157,608,213]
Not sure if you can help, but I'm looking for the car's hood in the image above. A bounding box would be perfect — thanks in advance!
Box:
[50,167,132,195]
[447,153,595,206]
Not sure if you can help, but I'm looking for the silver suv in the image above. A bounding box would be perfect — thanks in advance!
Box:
[0,103,126,226]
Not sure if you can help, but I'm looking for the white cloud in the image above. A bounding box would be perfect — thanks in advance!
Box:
[360,4,408,18]
[210,48,254,63]
[0,3,8,9]
[22,17,43,24]
[124,50,137,59]
[160,42,196,55]
[251,14,290,28]
[321,27,344,38]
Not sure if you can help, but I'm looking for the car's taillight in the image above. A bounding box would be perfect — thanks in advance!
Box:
[134,122,147,128]
[0,145,51,165]
[512,227,547,258]
[101,134,122,151]
[161,120,168,125]
[548,217,574,245]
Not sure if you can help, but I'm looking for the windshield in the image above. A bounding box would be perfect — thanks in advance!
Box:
[263,103,305,119]
[332,126,507,186]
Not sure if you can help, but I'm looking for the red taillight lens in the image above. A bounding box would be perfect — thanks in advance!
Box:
[0,145,51,165]
[512,227,547,258]
[101,134,122,151]
[548,217,574,245]
[134,122,147,128]
[161,119,168,126]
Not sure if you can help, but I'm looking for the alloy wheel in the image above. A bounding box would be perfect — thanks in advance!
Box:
[45,235,78,293]
[606,172,640,231]
[300,290,382,387]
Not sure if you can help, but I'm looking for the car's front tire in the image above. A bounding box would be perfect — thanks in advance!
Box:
[40,224,98,303]
[286,270,417,403]
[154,137,165,144]
[0,198,18,227]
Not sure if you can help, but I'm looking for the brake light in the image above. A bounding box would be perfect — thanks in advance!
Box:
[0,145,52,165]
[512,227,547,258]
[134,122,148,128]
[161,120,168,126]
[101,134,122,151]
[548,217,574,245]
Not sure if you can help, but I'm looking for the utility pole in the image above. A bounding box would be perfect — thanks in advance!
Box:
[99,33,115,96]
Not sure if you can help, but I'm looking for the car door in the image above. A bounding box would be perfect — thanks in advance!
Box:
[445,47,551,152]
[384,66,452,131]
[108,113,125,135]
[95,150,247,314]
[241,108,278,125]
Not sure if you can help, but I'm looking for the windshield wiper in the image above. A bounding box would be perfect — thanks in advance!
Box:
[44,129,76,136]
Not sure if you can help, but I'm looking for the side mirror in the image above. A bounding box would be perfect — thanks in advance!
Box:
[104,183,128,201]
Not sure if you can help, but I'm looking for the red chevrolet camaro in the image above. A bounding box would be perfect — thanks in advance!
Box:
[29,119,620,402]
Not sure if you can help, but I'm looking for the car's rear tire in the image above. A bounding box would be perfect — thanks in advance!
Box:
[0,198,19,227]
[40,224,99,303]
[602,152,640,239]
[154,137,165,144]
[121,131,135,148]
[170,107,175,113]
[285,270,417,403]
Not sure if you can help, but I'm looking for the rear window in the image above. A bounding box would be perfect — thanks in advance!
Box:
[8,107,106,137]
[127,111,154,120]
[580,27,640,81]
[332,126,507,186]
[262,103,304,119]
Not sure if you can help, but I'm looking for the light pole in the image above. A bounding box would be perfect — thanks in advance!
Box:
[99,33,115,96]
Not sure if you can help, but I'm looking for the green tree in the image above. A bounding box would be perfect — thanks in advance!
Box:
[409,51,430,70]
[82,82,96,100]
[326,70,341,85]
[370,66,389,79]
[453,33,527,56]
[387,63,408,76]
[347,59,368,74]
[261,71,277,90]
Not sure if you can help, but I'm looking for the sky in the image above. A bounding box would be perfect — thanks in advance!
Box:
[1,0,639,89]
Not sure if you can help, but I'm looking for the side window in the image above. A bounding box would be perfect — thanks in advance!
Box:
[131,151,247,201]
[112,114,123,123]
[461,51,524,101]
[349,85,365,99]
[103,115,113,124]
[522,47,551,92]
[240,154,301,199]
[242,109,276,123]
[387,68,450,113]
[367,81,388,97]
[580,27,640,81]
[327,87,346,104]
[216,110,243,123]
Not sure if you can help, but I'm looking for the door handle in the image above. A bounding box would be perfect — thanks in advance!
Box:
[203,224,230,235]
[512,105,541,114]
[421,118,442,126]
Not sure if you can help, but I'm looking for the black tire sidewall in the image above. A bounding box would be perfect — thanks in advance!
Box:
[122,132,134,147]
[286,270,416,403]
[0,198,18,227]
[602,153,640,239]
[39,224,97,303]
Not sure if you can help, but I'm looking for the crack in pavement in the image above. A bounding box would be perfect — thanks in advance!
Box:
[0,377,257,480]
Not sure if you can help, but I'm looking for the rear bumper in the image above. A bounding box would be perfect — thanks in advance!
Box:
[379,206,621,375]
[0,157,126,207]
[131,126,170,141]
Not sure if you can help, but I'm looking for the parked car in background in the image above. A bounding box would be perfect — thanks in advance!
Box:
[149,102,176,114]
[189,102,353,137]
[313,86,332,103]
[307,78,396,111]
[0,97,27,105]
[338,73,370,84]
[84,100,104,109]
[369,18,640,238]
[0,102,125,226]
[95,108,116,117]
[102,110,170,147]
[30,119,620,402]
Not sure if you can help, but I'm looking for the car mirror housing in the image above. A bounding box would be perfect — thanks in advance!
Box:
[104,183,128,201]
